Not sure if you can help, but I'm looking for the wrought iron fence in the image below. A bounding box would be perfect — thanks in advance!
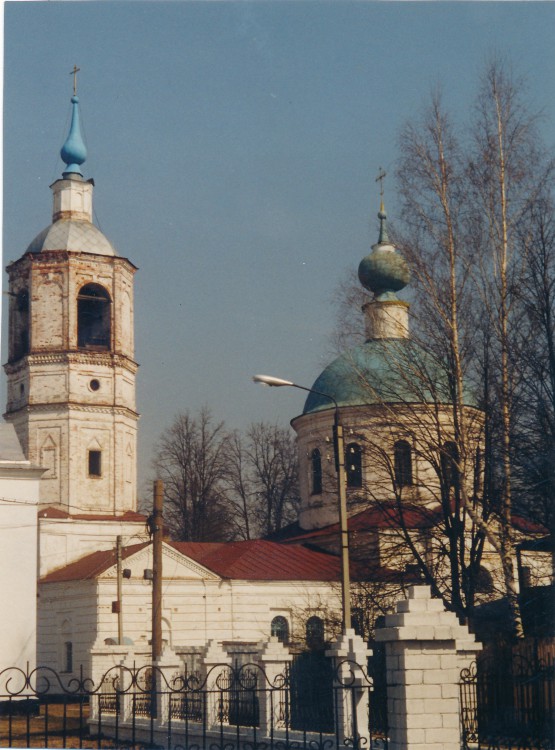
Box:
[460,639,555,750]
[0,659,381,750]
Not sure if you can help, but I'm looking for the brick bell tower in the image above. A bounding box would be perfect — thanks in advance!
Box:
[4,86,139,515]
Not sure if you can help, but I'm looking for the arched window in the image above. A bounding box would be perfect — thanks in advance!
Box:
[441,441,459,490]
[311,448,322,495]
[351,608,364,638]
[394,440,413,487]
[306,615,325,650]
[346,443,362,488]
[12,289,29,360]
[77,283,111,350]
[271,616,289,643]
[476,566,494,594]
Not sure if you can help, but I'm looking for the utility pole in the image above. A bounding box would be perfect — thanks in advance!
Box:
[151,480,164,664]
[116,535,124,644]
[333,416,352,631]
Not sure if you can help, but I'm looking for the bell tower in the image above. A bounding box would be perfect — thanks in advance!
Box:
[4,90,139,515]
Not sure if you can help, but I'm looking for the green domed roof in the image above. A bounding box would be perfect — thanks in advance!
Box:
[303,339,476,414]
[358,204,410,298]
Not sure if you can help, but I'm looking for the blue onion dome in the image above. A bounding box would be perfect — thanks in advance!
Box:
[358,203,410,299]
[60,95,87,177]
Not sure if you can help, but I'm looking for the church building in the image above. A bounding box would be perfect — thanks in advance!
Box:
[2,83,550,679]
[279,199,550,604]
[3,86,357,678]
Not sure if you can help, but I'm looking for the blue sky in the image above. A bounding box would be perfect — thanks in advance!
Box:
[3,1,555,494]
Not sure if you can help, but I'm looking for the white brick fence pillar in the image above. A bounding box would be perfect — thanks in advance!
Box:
[200,640,232,728]
[326,629,372,748]
[375,585,481,750]
[152,646,182,724]
[255,637,293,733]
[88,648,134,723]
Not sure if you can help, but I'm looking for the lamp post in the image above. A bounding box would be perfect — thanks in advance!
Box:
[253,374,352,632]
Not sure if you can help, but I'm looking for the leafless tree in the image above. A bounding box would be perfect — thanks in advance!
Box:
[152,412,300,541]
[327,61,553,636]
[467,59,552,636]
[391,88,495,622]
[152,407,233,541]
[225,422,300,538]
[512,194,555,534]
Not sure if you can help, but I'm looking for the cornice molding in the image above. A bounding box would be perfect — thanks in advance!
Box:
[4,402,140,419]
[4,351,139,375]
[7,250,137,273]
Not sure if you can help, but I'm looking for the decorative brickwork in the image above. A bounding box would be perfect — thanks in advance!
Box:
[4,179,139,515]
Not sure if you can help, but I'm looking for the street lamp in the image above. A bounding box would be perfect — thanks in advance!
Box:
[253,374,352,632]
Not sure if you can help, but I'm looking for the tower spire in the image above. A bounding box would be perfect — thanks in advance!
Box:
[357,185,410,339]
[375,167,389,244]
[60,70,87,178]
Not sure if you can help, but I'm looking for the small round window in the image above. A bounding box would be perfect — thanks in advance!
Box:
[89,379,101,392]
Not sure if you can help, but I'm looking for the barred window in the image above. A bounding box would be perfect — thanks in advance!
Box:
[311,448,322,495]
[271,616,289,643]
[394,440,413,487]
[441,441,459,489]
[306,616,325,650]
[64,642,73,673]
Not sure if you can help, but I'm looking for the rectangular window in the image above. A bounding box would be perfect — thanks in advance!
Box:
[88,450,102,477]
[64,642,73,673]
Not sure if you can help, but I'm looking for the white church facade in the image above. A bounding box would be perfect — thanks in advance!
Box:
[0,423,44,672]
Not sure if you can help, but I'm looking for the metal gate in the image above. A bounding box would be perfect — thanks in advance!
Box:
[289,650,334,733]
[460,643,555,750]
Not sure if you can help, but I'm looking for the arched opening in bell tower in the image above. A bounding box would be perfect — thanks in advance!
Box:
[77,283,111,350]
[11,289,30,361]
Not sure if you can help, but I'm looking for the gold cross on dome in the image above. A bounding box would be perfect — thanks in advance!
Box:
[70,65,80,96]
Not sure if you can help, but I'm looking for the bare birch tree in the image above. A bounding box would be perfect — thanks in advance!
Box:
[328,61,552,635]
[512,195,555,534]
[467,60,552,636]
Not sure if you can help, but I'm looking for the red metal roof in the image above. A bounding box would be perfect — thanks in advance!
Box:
[40,542,149,583]
[277,503,440,544]
[511,514,548,534]
[275,503,548,543]
[40,540,343,583]
[40,537,408,584]
[171,540,343,581]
